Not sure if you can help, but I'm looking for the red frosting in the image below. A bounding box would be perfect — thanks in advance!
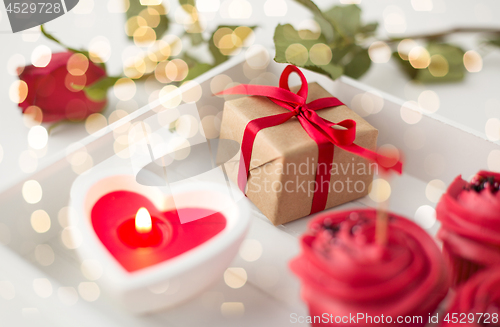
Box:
[442,268,500,326]
[290,209,449,323]
[437,171,500,266]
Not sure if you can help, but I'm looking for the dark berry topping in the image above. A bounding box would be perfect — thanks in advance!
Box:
[321,221,340,234]
[465,175,500,194]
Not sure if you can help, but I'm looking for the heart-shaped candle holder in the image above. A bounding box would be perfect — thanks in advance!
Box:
[69,167,251,314]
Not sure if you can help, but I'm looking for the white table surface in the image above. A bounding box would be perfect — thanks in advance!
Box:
[1,0,500,326]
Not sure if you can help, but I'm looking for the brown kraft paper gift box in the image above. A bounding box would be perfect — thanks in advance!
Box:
[219,82,378,225]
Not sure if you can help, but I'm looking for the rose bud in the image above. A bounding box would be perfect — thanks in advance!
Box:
[436,170,500,286]
[18,51,107,123]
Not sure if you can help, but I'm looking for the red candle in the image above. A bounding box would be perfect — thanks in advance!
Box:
[116,208,170,248]
[92,191,227,272]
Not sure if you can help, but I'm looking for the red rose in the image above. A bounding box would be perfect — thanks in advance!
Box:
[18,51,107,123]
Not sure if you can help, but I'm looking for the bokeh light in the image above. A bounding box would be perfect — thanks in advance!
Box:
[22,180,42,204]
[309,43,332,66]
[7,54,25,76]
[81,260,103,281]
[485,118,500,141]
[73,0,94,14]
[28,126,48,150]
[31,210,51,233]
[264,0,287,17]
[58,287,79,306]
[9,80,28,104]
[383,6,406,34]
[488,150,500,172]
[61,226,83,249]
[369,179,391,203]
[159,85,182,109]
[85,113,108,135]
[400,101,422,124]
[33,278,53,298]
[428,54,449,77]
[197,0,220,12]
[31,45,52,68]
[108,0,129,13]
[211,74,233,95]
[397,39,418,60]
[200,115,221,139]
[285,43,308,66]
[67,53,89,76]
[224,267,247,289]
[414,205,436,229]
[418,90,439,113]
[89,36,111,63]
[368,41,391,63]
[0,281,15,300]
[409,46,430,69]
[411,0,433,11]
[425,179,446,203]
[228,0,252,19]
[239,239,263,262]
[35,244,55,266]
[463,50,483,73]
[221,302,245,317]
[22,106,44,127]
[245,45,270,70]
[114,78,137,101]
[78,282,100,302]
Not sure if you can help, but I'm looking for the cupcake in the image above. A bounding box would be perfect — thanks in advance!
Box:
[290,208,450,327]
[441,267,500,326]
[436,171,500,286]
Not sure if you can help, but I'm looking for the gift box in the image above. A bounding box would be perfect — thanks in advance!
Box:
[218,66,383,225]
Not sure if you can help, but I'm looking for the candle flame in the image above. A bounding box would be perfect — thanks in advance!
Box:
[135,207,152,233]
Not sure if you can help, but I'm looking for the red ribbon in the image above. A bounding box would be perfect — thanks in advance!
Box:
[218,65,403,214]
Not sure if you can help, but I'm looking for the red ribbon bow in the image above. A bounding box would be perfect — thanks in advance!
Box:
[219,65,403,214]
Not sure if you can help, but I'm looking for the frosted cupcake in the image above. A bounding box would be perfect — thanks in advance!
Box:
[441,267,500,326]
[436,171,500,285]
[290,208,450,327]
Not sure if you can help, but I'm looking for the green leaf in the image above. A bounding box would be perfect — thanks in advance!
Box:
[274,24,344,80]
[392,43,466,83]
[330,44,356,64]
[181,52,214,80]
[41,25,89,56]
[186,63,214,80]
[185,31,204,46]
[274,24,328,63]
[323,4,361,39]
[343,48,371,79]
[179,0,195,5]
[209,25,257,66]
[487,37,500,48]
[292,0,335,42]
[126,0,170,40]
[392,52,418,79]
[304,64,343,80]
[84,76,120,102]
[360,22,378,34]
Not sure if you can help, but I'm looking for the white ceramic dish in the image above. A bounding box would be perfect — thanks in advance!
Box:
[69,166,251,314]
